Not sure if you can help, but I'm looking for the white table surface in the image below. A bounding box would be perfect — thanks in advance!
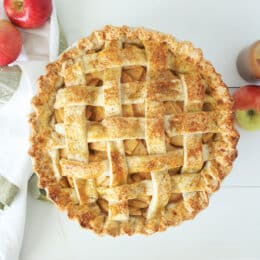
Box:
[20,0,260,259]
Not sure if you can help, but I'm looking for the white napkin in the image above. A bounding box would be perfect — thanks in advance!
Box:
[0,64,45,260]
[0,2,61,259]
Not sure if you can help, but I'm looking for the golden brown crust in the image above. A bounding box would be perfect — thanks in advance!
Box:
[29,25,239,236]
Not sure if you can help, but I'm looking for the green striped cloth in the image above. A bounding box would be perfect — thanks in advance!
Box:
[0,19,68,210]
[0,176,19,208]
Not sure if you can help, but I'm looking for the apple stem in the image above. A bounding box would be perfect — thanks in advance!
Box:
[247,109,255,117]
[13,0,24,11]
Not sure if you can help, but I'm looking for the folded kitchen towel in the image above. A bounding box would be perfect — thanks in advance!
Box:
[0,61,47,260]
[0,1,67,259]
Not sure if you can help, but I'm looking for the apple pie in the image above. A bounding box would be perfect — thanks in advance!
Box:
[29,25,239,236]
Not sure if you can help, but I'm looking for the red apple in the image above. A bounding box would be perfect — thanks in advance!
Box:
[4,0,52,29]
[0,19,22,65]
[233,85,260,131]
[233,85,260,111]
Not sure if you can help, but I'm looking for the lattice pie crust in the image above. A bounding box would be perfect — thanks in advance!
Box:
[29,26,239,236]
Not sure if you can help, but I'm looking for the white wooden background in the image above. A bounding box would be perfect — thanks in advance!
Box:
[20,0,260,259]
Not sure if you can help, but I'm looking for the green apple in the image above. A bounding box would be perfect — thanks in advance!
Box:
[236,110,260,131]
